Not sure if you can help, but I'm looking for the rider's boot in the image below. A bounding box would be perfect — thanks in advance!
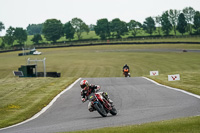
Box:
[108,98,113,105]
[88,102,95,112]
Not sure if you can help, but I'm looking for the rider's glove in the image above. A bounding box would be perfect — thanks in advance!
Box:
[82,98,86,103]
[95,85,100,93]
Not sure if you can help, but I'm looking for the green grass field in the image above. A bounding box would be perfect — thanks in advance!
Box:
[0,44,200,132]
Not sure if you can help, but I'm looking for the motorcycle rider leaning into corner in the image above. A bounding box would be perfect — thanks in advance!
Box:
[80,79,113,112]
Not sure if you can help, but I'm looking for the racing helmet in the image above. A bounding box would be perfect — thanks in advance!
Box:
[80,80,89,89]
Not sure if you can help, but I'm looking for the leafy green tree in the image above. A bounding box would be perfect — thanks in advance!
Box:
[183,7,196,34]
[177,13,187,35]
[2,26,15,46]
[83,23,90,35]
[26,24,43,35]
[143,17,156,35]
[63,21,75,41]
[168,9,180,35]
[71,18,88,40]
[193,11,200,34]
[0,21,5,35]
[31,34,43,44]
[110,18,128,39]
[155,15,162,35]
[42,19,63,43]
[128,20,142,37]
[94,18,110,40]
[161,11,172,35]
[0,21,5,47]
[14,28,27,44]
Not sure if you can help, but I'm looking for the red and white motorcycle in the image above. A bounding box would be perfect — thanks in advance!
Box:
[88,92,117,117]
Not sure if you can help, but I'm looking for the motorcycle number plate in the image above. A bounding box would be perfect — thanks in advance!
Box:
[88,93,95,101]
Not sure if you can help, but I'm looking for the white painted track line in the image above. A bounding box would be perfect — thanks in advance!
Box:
[143,77,200,99]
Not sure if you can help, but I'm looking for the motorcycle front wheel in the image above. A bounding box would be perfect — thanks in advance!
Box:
[94,102,107,117]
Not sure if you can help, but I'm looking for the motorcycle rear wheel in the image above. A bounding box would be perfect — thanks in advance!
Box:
[110,106,117,115]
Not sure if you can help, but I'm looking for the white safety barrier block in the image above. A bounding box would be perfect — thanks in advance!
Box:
[168,74,180,81]
[150,71,159,76]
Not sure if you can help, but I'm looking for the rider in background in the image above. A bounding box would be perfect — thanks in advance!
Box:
[80,79,113,112]
[123,64,130,73]
[123,64,131,77]
[123,64,129,70]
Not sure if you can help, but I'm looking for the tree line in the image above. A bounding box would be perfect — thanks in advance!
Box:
[0,7,200,47]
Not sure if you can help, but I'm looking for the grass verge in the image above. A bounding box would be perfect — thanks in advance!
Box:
[63,116,200,133]
[0,77,76,128]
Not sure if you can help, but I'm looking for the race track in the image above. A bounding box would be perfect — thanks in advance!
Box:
[1,77,200,133]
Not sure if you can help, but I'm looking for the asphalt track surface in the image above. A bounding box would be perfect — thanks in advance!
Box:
[1,77,200,133]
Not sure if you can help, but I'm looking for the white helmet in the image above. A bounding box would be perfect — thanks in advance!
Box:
[80,80,89,89]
